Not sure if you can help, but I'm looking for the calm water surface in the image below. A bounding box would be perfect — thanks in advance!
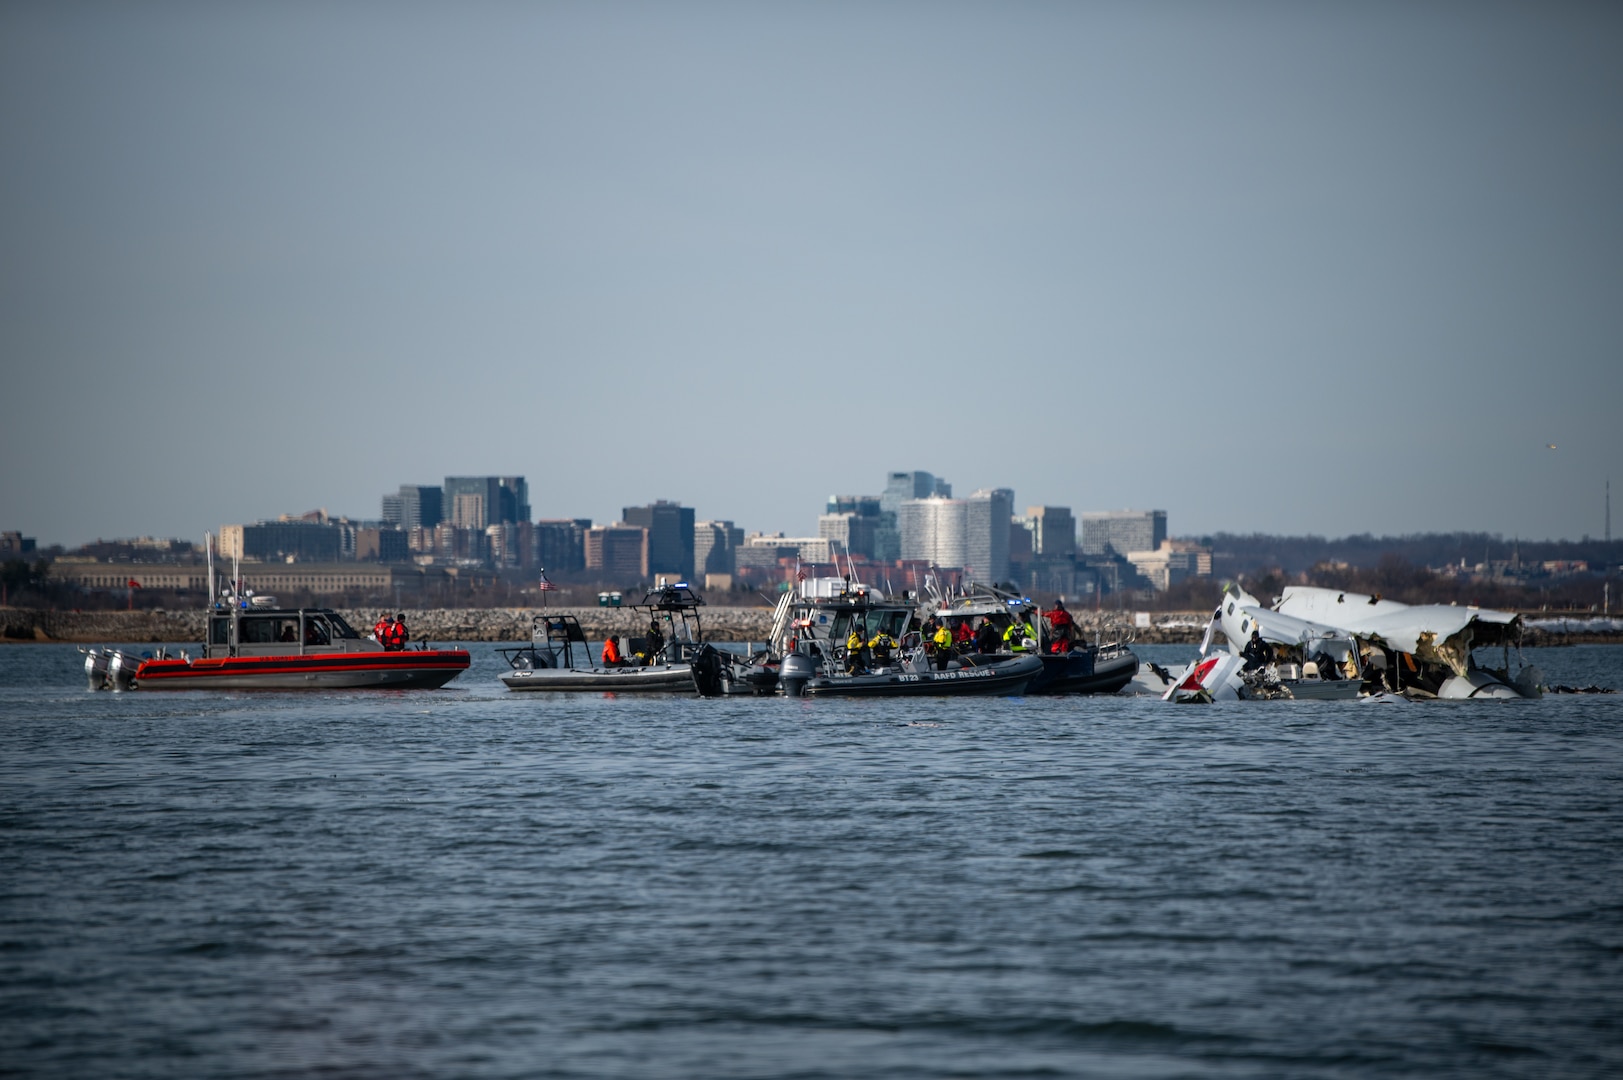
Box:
[2,643,1621,1079]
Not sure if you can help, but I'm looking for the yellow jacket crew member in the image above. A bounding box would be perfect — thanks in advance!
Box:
[932,623,953,671]
[868,630,897,668]
[1003,619,1035,653]
[845,628,865,674]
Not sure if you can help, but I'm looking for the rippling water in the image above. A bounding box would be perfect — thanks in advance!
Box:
[2,643,1621,1078]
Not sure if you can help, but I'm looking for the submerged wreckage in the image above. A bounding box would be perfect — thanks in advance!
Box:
[1166,584,1542,702]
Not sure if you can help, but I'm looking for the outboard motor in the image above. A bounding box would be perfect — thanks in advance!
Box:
[779,651,816,697]
[107,650,140,692]
[691,644,726,697]
[83,648,111,691]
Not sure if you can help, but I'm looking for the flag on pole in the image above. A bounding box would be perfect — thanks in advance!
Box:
[537,579,557,591]
[795,563,807,582]
[127,578,142,589]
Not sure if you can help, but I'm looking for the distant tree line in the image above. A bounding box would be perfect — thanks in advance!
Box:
[1195,531,1622,578]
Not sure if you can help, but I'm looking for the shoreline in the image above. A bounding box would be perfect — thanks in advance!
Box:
[3,607,1618,647]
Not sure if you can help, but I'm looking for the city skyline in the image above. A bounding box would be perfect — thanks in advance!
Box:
[7,466,1621,552]
[3,4,1620,548]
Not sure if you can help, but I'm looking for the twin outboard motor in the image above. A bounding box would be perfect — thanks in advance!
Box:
[83,647,140,691]
[107,650,140,691]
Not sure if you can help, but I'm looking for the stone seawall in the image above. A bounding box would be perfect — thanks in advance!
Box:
[9,607,1615,648]
[2,607,1217,645]
[0,607,782,645]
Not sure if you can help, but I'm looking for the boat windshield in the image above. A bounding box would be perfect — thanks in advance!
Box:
[833,608,910,641]
[324,613,362,639]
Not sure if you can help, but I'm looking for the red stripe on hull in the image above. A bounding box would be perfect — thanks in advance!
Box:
[133,650,469,689]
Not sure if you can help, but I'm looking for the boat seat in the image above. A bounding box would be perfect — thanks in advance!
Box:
[1302,661,1319,677]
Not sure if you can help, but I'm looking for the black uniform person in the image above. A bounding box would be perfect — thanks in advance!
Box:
[1241,629,1270,671]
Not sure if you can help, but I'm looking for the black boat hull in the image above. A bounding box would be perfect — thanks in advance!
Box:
[800,654,1042,697]
[1024,646,1140,695]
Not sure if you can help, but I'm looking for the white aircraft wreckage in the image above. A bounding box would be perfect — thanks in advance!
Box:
[1165,584,1542,703]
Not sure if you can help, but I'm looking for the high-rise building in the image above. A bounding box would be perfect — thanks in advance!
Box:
[443,477,527,531]
[818,513,877,560]
[1009,518,1035,568]
[1080,510,1167,557]
[899,496,968,569]
[965,488,1013,584]
[401,485,443,531]
[382,485,444,530]
[486,523,521,568]
[695,520,744,576]
[881,471,951,512]
[826,494,884,517]
[622,501,695,578]
[585,524,648,580]
[821,495,883,559]
[534,519,591,574]
[877,473,950,563]
[499,477,530,524]
[1025,506,1076,559]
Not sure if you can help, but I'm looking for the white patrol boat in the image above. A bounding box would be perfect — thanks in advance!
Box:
[499,583,711,692]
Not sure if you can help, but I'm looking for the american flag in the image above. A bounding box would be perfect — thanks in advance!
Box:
[796,565,807,581]
[537,576,557,591]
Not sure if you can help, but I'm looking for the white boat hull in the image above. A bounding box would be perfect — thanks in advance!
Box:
[500,664,696,692]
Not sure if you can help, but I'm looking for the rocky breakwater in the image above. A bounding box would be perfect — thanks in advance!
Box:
[1,609,208,644]
[0,607,781,645]
[395,607,779,643]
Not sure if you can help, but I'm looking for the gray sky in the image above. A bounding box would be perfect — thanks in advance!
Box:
[3,1,1620,549]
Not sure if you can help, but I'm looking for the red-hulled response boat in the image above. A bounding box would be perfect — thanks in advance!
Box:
[86,606,469,691]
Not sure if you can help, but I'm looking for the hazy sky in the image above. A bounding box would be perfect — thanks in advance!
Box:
[3,1,1620,548]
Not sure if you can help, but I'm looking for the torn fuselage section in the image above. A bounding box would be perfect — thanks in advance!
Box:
[1273,586,1538,699]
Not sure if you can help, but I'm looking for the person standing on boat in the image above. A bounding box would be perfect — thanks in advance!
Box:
[383,614,409,651]
[602,635,626,667]
[845,625,865,674]
[974,618,1000,655]
[1043,600,1075,655]
[867,628,897,669]
[645,617,665,664]
[374,613,391,644]
[932,622,953,671]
